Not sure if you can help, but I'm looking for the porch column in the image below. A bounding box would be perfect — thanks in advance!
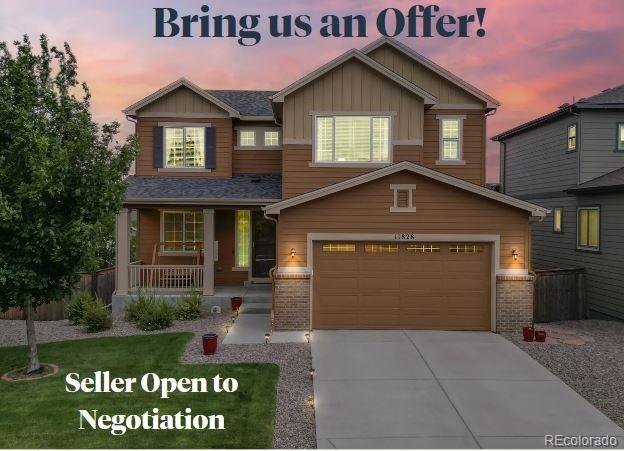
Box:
[202,209,215,295]
[115,208,130,295]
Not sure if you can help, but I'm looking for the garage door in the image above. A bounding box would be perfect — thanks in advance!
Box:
[313,241,491,330]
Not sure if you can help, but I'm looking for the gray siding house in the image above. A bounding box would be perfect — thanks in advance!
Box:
[493,85,624,320]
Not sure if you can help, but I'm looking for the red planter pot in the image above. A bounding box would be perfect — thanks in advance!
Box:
[534,330,547,342]
[202,333,218,355]
[231,297,243,312]
[522,326,535,342]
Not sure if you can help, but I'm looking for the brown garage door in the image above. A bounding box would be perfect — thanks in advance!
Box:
[313,242,491,330]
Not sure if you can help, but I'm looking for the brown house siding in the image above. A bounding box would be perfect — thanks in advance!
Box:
[135,117,233,178]
[276,170,531,273]
[233,150,282,174]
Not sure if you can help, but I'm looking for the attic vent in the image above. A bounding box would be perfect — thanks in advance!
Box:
[397,190,409,208]
[389,184,416,213]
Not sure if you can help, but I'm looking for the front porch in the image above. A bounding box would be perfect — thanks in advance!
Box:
[114,206,276,299]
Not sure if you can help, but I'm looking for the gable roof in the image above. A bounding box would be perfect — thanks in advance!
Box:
[361,37,500,110]
[208,90,277,117]
[566,166,624,194]
[123,78,240,117]
[263,161,548,217]
[492,84,624,141]
[270,48,438,105]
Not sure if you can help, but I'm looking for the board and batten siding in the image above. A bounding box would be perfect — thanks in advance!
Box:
[367,43,485,106]
[528,193,624,319]
[282,58,424,143]
[502,114,579,197]
[282,108,485,198]
[580,110,624,183]
[137,86,230,116]
[135,116,233,178]
[277,170,530,272]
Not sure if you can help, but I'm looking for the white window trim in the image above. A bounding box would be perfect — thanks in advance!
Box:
[234,126,282,150]
[264,130,280,147]
[576,206,600,251]
[234,210,251,270]
[159,210,204,255]
[567,124,577,152]
[238,130,256,147]
[437,115,465,164]
[162,125,206,170]
[389,184,416,213]
[312,114,393,166]
[617,123,624,151]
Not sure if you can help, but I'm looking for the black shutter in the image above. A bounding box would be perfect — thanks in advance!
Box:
[204,127,216,169]
[153,126,164,168]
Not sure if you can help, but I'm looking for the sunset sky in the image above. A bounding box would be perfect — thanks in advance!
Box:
[1,0,622,181]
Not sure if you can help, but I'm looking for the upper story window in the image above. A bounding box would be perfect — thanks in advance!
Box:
[165,127,204,168]
[239,130,256,146]
[553,207,563,233]
[264,131,279,146]
[617,123,624,151]
[577,207,600,251]
[315,116,390,164]
[437,116,464,163]
[567,124,577,151]
[161,211,203,252]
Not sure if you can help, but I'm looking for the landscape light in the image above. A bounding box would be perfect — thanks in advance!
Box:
[265,333,271,344]
[304,332,310,343]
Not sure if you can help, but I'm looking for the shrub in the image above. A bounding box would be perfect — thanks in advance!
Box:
[66,292,94,325]
[176,291,203,321]
[81,297,112,333]
[126,292,175,331]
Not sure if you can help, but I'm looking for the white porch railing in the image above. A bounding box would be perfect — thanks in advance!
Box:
[128,265,203,292]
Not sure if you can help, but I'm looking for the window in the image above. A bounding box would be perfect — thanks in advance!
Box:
[315,116,390,163]
[322,243,356,252]
[365,243,398,253]
[161,211,203,252]
[553,207,563,233]
[567,124,577,151]
[264,131,279,146]
[239,130,256,146]
[440,118,462,160]
[450,244,484,253]
[235,210,251,267]
[577,207,600,250]
[407,244,441,253]
[165,127,204,168]
[618,124,624,151]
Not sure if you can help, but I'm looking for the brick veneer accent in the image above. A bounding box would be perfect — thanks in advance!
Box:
[273,272,311,330]
[496,274,535,333]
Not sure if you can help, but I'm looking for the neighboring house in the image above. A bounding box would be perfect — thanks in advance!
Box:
[113,37,547,332]
[493,85,624,320]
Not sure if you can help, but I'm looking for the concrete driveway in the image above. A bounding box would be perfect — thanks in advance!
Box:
[311,330,624,449]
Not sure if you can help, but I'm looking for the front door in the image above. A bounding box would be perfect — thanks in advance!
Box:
[252,211,276,278]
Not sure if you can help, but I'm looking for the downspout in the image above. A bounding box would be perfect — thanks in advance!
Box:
[264,211,279,331]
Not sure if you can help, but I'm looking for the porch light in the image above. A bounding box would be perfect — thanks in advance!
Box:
[290,247,296,258]
[305,332,310,343]
[307,395,315,409]
[265,333,271,344]
[511,249,519,261]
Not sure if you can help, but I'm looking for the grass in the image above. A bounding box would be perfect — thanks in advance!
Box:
[0,333,279,448]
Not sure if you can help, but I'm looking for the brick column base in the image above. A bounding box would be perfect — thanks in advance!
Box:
[273,272,311,330]
[496,274,534,333]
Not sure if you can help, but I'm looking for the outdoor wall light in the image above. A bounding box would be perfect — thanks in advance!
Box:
[305,332,310,343]
[512,249,519,261]
[309,368,315,377]
[264,333,271,344]
[307,395,315,409]
[290,247,296,258]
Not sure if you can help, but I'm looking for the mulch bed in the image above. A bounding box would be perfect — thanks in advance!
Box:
[2,363,59,382]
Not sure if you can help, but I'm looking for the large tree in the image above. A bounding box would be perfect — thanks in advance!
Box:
[0,35,137,373]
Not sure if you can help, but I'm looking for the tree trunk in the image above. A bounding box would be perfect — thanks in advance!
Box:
[24,299,41,374]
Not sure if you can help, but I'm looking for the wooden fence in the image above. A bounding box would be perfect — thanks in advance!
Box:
[0,267,116,321]
[533,268,586,322]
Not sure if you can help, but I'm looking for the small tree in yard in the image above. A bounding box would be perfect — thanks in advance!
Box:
[0,35,137,373]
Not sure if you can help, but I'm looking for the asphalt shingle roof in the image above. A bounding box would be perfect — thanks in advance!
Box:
[577,84,624,106]
[124,174,282,202]
[567,167,624,194]
[207,90,277,116]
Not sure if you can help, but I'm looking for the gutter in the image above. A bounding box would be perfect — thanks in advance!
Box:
[123,197,281,206]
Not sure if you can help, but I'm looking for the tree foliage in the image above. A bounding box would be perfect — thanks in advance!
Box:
[0,34,136,314]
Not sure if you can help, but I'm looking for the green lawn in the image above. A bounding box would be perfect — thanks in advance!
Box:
[0,333,279,448]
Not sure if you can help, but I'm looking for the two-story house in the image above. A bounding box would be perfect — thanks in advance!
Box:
[493,85,624,320]
[113,37,547,333]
